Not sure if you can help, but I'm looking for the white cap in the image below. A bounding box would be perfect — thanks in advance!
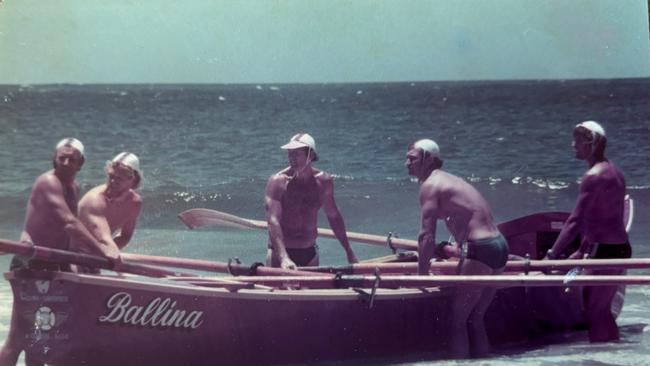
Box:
[281,133,318,161]
[413,139,440,158]
[575,121,606,138]
[55,138,85,156]
[111,152,140,175]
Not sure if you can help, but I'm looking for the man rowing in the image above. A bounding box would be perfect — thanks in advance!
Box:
[406,139,509,359]
[546,121,630,342]
[70,152,143,273]
[0,138,116,366]
[265,133,358,270]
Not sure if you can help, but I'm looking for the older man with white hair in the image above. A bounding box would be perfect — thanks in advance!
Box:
[1,138,112,366]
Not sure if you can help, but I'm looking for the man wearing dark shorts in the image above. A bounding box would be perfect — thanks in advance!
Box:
[406,139,509,358]
[546,121,630,342]
[265,133,358,269]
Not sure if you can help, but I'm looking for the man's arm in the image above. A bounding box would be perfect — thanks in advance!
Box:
[265,176,295,270]
[547,176,596,259]
[38,176,108,256]
[418,184,439,275]
[320,176,358,264]
[114,198,142,249]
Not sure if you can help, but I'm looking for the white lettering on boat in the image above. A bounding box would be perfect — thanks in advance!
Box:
[98,292,204,329]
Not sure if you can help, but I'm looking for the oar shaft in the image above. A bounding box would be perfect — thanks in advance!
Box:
[0,239,190,278]
[177,208,419,250]
[302,258,650,275]
[222,274,650,289]
[122,252,318,277]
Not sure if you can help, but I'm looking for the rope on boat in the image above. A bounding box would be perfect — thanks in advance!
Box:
[524,254,531,275]
[349,269,382,309]
[227,257,241,276]
[248,262,264,276]
[387,232,397,254]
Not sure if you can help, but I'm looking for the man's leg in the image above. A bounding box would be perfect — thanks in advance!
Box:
[467,266,504,357]
[584,268,622,342]
[0,307,22,366]
[449,259,492,359]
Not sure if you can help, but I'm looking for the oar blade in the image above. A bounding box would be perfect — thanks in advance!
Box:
[178,208,261,230]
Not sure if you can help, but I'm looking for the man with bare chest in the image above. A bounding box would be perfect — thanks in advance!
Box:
[1,138,112,366]
[71,152,142,269]
[546,121,630,342]
[265,133,358,270]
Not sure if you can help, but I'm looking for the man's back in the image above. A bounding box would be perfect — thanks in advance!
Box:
[422,170,498,242]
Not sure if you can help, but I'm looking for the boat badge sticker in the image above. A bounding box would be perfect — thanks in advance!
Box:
[35,280,50,294]
[98,292,205,330]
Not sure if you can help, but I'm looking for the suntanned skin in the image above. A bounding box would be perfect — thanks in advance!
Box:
[406,144,502,359]
[547,127,628,342]
[265,148,358,270]
[0,145,116,366]
[72,164,142,258]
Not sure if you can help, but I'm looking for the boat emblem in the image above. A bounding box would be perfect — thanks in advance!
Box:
[35,306,56,331]
[35,280,50,294]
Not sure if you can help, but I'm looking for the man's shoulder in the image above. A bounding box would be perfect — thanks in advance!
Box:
[32,171,61,191]
[584,161,624,183]
[313,169,331,181]
[128,190,143,206]
[79,186,107,210]
[268,170,290,185]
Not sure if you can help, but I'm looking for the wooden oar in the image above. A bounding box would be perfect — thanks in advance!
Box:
[178,208,418,251]
[0,239,269,291]
[302,258,650,275]
[187,274,650,289]
[0,239,193,278]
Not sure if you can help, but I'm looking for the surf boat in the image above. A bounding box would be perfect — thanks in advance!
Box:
[2,198,641,365]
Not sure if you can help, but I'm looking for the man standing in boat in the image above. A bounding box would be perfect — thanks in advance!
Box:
[0,138,119,366]
[546,121,630,342]
[265,133,358,270]
[70,152,143,272]
[406,139,509,359]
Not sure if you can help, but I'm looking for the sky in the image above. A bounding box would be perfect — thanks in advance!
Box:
[0,0,648,84]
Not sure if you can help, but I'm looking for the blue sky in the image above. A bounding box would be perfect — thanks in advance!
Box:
[0,0,648,84]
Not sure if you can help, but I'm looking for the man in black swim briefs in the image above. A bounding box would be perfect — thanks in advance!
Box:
[264,133,358,270]
[546,121,631,343]
[406,139,509,359]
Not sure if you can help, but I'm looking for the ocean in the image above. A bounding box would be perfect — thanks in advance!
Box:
[0,79,649,365]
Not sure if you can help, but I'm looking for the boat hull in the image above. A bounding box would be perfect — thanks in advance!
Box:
[6,267,587,365]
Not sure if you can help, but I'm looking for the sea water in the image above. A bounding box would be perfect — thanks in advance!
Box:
[1,79,649,365]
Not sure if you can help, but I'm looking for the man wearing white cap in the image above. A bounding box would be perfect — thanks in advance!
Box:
[1,138,113,366]
[546,121,630,342]
[71,152,143,270]
[406,138,508,359]
[265,133,358,270]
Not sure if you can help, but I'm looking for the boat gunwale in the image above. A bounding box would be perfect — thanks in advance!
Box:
[4,270,445,301]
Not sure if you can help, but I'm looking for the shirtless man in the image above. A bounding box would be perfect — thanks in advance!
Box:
[546,121,630,342]
[406,139,509,359]
[265,133,358,270]
[71,152,143,271]
[0,138,116,366]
